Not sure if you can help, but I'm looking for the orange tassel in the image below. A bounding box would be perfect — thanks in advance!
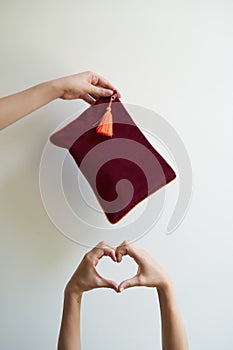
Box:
[96,95,115,137]
[96,106,113,137]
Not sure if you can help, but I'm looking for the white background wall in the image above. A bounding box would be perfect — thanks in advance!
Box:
[1,0,233,349]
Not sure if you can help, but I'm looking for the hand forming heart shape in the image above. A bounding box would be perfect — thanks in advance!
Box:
[66,241,170,296]
[61,242,189,350]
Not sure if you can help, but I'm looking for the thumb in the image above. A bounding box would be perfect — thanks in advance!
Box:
[89,84,113,97]
[118,275,139,293]
[98,277,118,292]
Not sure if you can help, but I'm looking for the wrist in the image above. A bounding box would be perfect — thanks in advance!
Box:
[49,78,65,99]
[64,284,83,303]
[156,282,179,317]
[63,291,82,319]
[157,275,174,294]
[157,279,176,302]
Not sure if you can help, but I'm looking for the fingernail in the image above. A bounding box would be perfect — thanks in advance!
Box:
[117,91,122,98]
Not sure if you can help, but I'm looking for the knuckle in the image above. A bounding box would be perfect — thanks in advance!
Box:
[123,240,130,246]
[84,253,92,263]
[83,252,89,259]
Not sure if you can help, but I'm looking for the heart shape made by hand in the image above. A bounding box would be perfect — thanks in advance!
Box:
[67,241,164,294]
[88,241,148,293]
[96,254,137,290]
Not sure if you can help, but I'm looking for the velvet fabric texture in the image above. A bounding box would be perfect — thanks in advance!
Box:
[50,95,176,224]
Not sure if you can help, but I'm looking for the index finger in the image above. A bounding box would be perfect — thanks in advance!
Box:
[88,241,116,264]
[115,240,141,264]
[94,74,122,98]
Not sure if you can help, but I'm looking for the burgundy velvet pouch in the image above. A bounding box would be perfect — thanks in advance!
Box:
[50,94,176,224]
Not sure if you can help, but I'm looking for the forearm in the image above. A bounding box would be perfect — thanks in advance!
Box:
[58,291,82,350]
[0,80,62,130]
[157,283,189,350]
